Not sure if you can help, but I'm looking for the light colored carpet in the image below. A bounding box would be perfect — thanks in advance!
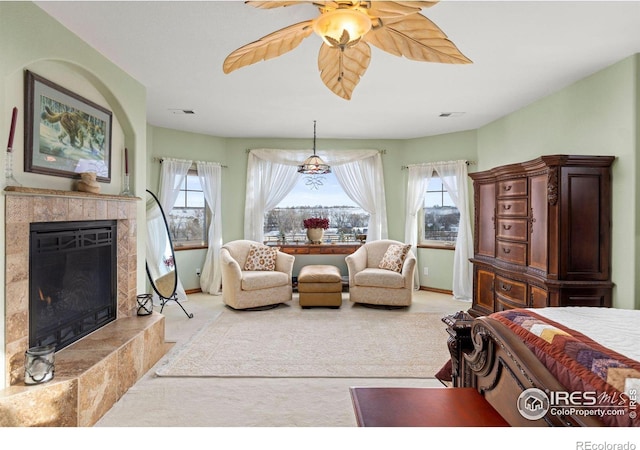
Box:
[95,291,471,427]
[155,308,450,378]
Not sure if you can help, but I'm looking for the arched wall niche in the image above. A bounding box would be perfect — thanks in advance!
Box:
[5,58,136,194]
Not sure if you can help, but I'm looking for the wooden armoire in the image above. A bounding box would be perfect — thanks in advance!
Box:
[468,155,614,317]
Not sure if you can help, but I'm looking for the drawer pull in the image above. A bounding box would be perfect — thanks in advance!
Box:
[503,185,512,191]
[502,247,511,254]
[502,204,512,210]
[500,283,512,292]
[502,224,512,230]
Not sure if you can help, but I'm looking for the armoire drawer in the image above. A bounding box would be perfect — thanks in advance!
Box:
[497,179,527,198]
[496,218,528,241]
[495,294,526,311]
[496,240,527,265]
[495,275,527,304]
[496,198,528,217]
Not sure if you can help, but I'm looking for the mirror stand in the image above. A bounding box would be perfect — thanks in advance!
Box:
[158,293,194,318]
[145,189,193,319]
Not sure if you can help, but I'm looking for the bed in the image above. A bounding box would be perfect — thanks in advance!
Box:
[461,307,640,427]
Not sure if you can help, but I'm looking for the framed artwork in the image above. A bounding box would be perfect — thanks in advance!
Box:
[24,70,112,182]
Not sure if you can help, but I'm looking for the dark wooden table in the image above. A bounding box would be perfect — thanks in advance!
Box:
[350,387,510,427]
[273,243,362,255]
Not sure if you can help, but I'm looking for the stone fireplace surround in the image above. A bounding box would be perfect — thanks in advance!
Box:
[1,187,166,426]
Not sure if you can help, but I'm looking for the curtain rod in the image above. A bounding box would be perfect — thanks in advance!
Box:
[155,157,227,168]
[246,148,386,154]
[401,160,475,170]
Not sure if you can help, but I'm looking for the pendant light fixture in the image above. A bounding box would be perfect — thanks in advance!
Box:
[298,120,330,175]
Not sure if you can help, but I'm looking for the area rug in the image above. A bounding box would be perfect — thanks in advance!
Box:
[155,308,451,378]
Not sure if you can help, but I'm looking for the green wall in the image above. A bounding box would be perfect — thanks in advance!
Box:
[477,55,640,309]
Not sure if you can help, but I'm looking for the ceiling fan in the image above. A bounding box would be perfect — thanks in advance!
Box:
[223,1,472,100]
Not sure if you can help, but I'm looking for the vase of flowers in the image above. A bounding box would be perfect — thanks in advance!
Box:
[303,217,329,244]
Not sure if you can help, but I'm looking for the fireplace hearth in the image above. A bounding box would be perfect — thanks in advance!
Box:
[29,220,117,351]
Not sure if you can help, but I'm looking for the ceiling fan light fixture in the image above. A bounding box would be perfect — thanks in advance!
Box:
[312,8,372,48]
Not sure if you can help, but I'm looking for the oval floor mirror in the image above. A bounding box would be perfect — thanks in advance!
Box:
[145,189,193,318]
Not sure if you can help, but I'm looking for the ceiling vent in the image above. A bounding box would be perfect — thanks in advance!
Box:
[169,109,195,115]
[439,112,465,118]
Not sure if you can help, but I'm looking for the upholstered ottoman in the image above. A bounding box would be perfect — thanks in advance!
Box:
[298,265,343,308]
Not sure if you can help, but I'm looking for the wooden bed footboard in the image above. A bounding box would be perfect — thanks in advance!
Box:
[462,316,603,427]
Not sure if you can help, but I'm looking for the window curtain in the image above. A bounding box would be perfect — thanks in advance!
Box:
[197,161,223,295]
[332,153,388,242]
[404,164,434,289]
[435,160,473,300]
[157,157,193,303]
[403,160,473,300]
[245,149,386,242]
[244,150,301,242]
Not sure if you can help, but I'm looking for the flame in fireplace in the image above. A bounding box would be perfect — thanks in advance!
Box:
[38,287,52,306]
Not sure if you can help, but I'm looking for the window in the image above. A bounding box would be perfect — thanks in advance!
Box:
[420,176,460,246]
[263,173,369,243]
[168,170,208,248]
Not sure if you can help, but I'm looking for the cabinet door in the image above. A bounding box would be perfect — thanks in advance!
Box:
[475,268,495,313]
[476,183,496,258]
[530,285,548,308]
[560,167,611,280]
[529,174,548,272]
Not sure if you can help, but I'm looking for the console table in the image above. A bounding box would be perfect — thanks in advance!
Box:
[272,243,362,255]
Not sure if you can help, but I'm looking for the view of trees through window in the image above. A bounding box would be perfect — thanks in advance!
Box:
[421,177,460,245]
[264,173,369,243]
[168,170,208,248]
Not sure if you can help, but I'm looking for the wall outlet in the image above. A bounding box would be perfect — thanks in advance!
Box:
[423,267,429,276]
[196,268,201,277]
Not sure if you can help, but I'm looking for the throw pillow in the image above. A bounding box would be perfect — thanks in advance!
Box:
[378,244,411,273]
[244,244,279,271]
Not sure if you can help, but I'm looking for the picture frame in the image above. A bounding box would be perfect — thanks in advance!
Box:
[24,70,112,182]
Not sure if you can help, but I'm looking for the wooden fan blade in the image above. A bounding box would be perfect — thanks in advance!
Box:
[246,1,311,9]
[318,41,371,100]
[391,2,440,11]
[365,1,437,19]
[364,14,472,64]
[223,20,314,74]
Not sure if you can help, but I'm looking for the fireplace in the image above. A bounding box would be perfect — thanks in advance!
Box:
[3,187,142,387]
[29,220,117,351]
[2,188,166,427]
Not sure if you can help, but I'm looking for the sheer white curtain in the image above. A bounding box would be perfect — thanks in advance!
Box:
[197,161,223,295]
[332,153,387,241]
[157,157,193,302]
[244,150,301,242]
[245,149,387,242]
[404,164,434,289]
[435,160,473,300]
[403,160,473,300]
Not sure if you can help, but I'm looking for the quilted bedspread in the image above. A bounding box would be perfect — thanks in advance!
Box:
[491,308,640,427]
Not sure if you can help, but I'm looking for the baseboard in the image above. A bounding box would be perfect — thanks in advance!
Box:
[185,288,202,295]
[419,286,453,295]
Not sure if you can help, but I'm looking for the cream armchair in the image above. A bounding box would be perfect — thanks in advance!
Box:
[220,240,295,310]
[345,239,416,307]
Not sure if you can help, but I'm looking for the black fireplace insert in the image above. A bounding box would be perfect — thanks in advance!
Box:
[29,220,117,351]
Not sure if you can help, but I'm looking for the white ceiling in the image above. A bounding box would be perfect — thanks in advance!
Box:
[35,1,640,140]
